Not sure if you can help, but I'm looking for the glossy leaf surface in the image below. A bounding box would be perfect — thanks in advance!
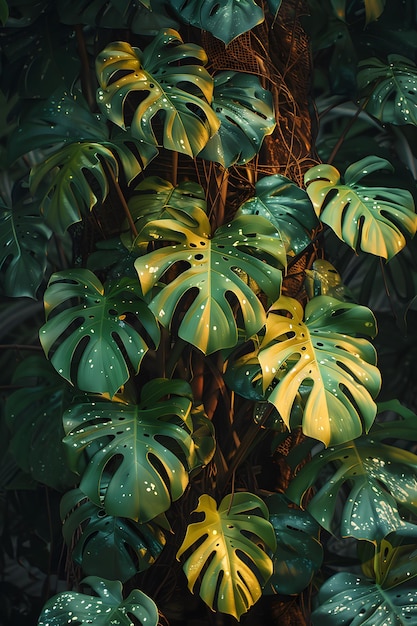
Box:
[38,577,158,626]
[305,157,417,260]
[237,174,318,255]
[96,34,220,157]
[168,0,264,45]
[0,199,52,298]
[63,379,194,521]
[176,492,276,620]
[135,211,284,354]
[198,71,276,167]
[61,488,165,582]
[40,269,159,396]
[358,55,417,126]
[311,572,417,625]
[286,436,417,541]
[265,493,323,595]
[258,295,380,446]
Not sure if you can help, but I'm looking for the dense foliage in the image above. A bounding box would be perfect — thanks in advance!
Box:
[1,0,417,624]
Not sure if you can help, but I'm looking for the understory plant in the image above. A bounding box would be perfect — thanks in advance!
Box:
[1,0,417,625]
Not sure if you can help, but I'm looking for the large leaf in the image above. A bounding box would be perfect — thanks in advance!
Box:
[37,577,158,626]
[61,488,166,582]
[305,157,417,260]
[237,174,319,256]
[264,493,323,595]
[311,571,417,625]
[168,0,264,45]
[0,198,52,298]
[198,71,276,168]
[96,33,220,157]
[63,379,195,521]
[358,55,417,126]
[286,435,417,542]
[176,492,276,620]
[134,211,284,354]
[257,295,381,446]
[5,355,77,491]
[330,0,386,24]
[39,269,160,396]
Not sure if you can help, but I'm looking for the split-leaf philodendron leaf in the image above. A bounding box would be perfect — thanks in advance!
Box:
[258,295,381,446]
[95,32,220,157]
[305,156,417,260]
[134,210,284,354]
[37,577,158,626]
[176,492,276,620]
[63,379,195,521]
[39,269,160,396]
[286,435,417,541]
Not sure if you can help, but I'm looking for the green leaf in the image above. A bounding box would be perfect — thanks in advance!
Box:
[198,71,276,167]
[311,571,417,626]
[265,0,282,15]
[304,260,354,300]
[258,295,381,446]
[265,493,323,595]
[330,0,386,24]
[63,379,195,521]
[358,54,417,126]
[286,436,417,541]
[305,157,417,260]
[134,211,284,354]
[0,0,9,24]
[5,355,77,491]
[176,492,276,620]
[122,176,207,248]
[39,269,160,397]
[169,0,264,45]
[188,405,216,473]
[61,488,166,582]
[237,174,318,256]
[37,576,158,626]
[96,34,220,157]
[0,198,52,298]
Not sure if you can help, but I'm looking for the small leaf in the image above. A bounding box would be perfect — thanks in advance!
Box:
[40,269,159,396]
[305,157,417,260]
[176,492,276,620]
[168,0,264,45]
[330,0,385,24]
[37,576,159,626]
[304,260,354,300]
[0,0,8,25]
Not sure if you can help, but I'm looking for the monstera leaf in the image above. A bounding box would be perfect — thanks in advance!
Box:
[265,493,323,595]
[358,55,417,126]
[0,199,52,298]
[5,355,77,491]
[305,157,417,260]
[311,571,417,625]
[134,210,284,354]
[96,33,220,157]
[63,379,195,521]
[38,577,158,626]
[286,435,417,541]
[39,269,160,396]
[237,174,319,255]
[61,488,166,582]
[169,0,264,45]
[257,295,381,446]
[122,176,206,247]
[176,492,276,620]
[198,71,276,167]
[304,259,354,300]
[330,0,386,24]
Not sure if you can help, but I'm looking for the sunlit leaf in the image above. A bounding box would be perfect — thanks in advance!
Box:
[358,55,417,125]
[38,577,158,626]
[304,259,354,300]
[168,0,264,45]
[134,211,284,354]
[96,34,220,157]
[63,379,195,521]
[176,492,276,620]
[39,269,160,396]
[61,488,166,582]
[305,157,417,260]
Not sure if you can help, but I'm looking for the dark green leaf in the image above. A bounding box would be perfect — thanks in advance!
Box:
[0,0,9,24]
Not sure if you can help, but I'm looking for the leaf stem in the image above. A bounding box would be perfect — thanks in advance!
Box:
[104,160,138,238]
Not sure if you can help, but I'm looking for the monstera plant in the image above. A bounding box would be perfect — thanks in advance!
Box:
[2,1,417,625]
